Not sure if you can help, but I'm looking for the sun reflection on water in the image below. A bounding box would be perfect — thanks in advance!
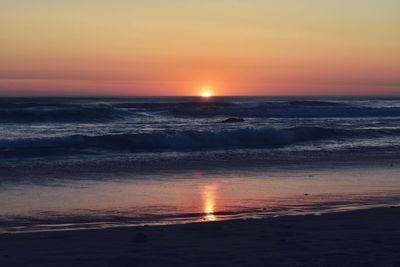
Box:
[202,184,217,221]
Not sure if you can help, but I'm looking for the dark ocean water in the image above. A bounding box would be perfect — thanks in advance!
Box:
[1,96,400,232]
[2,96,400,158]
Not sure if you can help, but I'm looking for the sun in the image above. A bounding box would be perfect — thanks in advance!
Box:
[201,91,212,98]
[200,87,213,98]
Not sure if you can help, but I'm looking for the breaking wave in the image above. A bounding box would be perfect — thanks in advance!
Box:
[9,125,397,157]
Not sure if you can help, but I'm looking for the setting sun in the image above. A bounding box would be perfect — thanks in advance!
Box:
[200,89,213,98]
[201,92,212,98]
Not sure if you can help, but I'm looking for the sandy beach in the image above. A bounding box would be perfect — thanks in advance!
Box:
[1,207,399,267]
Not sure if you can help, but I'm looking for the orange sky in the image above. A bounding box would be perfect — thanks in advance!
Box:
[1,1,399,96]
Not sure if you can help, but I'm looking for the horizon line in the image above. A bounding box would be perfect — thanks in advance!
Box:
[1,95,400,98]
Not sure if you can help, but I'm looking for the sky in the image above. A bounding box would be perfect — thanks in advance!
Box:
[0,0,399,96]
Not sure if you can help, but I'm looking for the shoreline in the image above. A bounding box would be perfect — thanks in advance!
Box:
[1,206,399,266]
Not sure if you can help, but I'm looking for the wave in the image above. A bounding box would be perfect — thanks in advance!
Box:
[0,101,236,123]
[114,100,400,119]
[288,100,345,106]
[2,98,400,123]
[4,125,400,157]
[168,104,400,118]
[0,126,346,156]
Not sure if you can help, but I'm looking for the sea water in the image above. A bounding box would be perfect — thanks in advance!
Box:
[1,96,400,232]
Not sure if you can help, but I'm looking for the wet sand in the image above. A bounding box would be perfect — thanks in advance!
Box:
[1,207,400,267]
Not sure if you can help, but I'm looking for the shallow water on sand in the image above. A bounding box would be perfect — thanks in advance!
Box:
[1,165,400,233]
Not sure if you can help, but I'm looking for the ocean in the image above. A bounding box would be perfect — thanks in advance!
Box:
[1,96,400,233]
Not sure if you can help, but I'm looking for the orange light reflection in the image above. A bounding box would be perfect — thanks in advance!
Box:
[202,185,218,221]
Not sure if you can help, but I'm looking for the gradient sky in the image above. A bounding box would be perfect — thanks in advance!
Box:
[1,0,399,96]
